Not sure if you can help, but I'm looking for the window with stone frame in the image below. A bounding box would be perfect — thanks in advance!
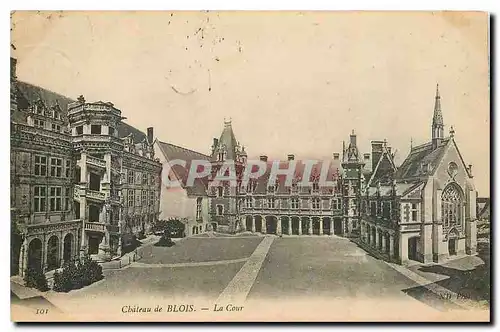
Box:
[128,170,134,184]
[411,203,418,222]
[442,185,462,229]
[34,186,47,212]
[50,157,62,177]
[312,198,321,210]
[331,198,341,210]
[150,190,155,205]
[49,186,62,211]
[34,119,45,129]
[245,197,254,208]
[312,181,320,193]
[127,190,134,207]
[291,198,300,209]
[267,197,276,208]
[65,159,71,178]
[216,204,224,216]
[142,172,148,185]
[34,155,47,176]
[142,190,147,205]
[196,197,203,220]
[217,186,224,197]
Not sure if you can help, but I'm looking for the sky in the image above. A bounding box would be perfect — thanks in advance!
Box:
[11,11,489,195]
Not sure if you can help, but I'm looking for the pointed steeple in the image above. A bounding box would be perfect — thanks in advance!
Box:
[211,119,240,161]
[432,83,444,149]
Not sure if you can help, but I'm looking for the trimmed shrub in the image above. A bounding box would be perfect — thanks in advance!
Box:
[24,266,49,292]
[52,256,103,292]
[154,234,175,247]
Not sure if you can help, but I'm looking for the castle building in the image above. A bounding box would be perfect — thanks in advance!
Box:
[359,85,478,264]
[154,140,211,236]
[10,58,162,276]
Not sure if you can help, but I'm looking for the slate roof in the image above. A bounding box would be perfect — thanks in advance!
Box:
[14,80,148,143]
[395,138,450,180]
[249,159,342,194]
[156,140,211,196]
[211,121,239,161]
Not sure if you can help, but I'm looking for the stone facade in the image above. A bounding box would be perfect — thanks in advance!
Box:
[10,58,162,276]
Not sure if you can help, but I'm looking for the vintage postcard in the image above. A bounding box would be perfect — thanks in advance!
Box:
[10,11,490,322]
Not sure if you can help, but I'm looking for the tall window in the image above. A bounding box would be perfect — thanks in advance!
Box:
[291,198,299,209]
[34,186,46,212]
[217,187,224,197]
[49,186,62,211]
[50,158,62,177]
[332,198,341,210]
[135,189,141,206]
[149,190,155,205]
[442,185,462,229]
[142,173,148,185]
[127,190,134,207]
[128,170,134,184]
[196,197,203,220]
[142,190,147,205]
[411,203,418,222]
[312,182,319,193]
[34,155,47,176]
[65,160,71,178]
[312,198,321,210]
[216,204,224,216]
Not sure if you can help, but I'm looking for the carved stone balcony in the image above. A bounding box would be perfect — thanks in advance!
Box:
[87,190,106,202]
[84,221,106,233]
[87,156,107,169]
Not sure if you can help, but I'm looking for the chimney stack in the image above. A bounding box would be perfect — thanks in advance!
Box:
[333,153,340,160]
[468,164,473,176]
[287,154,295,161]
[350,130,357,147]
[260,155,268,162]
[147,127,154,143]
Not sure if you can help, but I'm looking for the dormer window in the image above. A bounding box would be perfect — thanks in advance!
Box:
[312,182,319,193]
[109,127,115,136]
[76,126,83,135]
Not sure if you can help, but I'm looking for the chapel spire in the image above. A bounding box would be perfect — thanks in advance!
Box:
[432,83,444,149]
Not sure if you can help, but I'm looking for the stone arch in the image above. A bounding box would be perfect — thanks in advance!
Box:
[245,215,253,231]
[63,233,74,263]
[46,235,60,271]
[27,238,43,271]
[265,215,277,234]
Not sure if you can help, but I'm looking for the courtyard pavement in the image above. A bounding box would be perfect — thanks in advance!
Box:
[21,234,489,321]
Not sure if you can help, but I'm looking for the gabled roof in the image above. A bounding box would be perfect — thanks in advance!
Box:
[367,144,397,187]
[395,138,451,180]
[156,140,211,196]
[14,80,148,143]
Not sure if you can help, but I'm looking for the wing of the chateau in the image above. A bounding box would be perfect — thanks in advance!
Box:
[10,58,163,277]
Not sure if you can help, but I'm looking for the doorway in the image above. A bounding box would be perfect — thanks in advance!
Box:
[408,237,418,261]
[448,238,457,256]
